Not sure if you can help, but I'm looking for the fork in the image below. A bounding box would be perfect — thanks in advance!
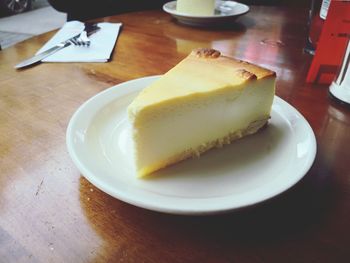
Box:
[69,23,101,47]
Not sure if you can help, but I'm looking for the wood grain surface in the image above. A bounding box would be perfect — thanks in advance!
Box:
[1,6,350,263]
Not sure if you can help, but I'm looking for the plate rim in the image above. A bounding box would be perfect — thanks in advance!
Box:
[163,0,250,19]
[67,75,317,215]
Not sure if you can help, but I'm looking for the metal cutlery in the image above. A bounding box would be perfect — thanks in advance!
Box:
[69,23,100,47]
[15,23,101,69]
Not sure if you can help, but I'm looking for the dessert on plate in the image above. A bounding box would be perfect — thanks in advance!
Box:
[127,48,276,177]
[176,0,215,16]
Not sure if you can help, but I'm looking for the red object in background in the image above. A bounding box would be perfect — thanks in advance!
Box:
[306,0,350,84]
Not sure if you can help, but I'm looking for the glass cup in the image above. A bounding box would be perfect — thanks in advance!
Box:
[304,0,331,55]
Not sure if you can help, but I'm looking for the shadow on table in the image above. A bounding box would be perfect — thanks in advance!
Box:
[78,151,338,260]
[170,17,253,31]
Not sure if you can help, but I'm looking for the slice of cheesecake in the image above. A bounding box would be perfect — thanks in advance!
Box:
[128,48,276,177]
[176,0,215,16]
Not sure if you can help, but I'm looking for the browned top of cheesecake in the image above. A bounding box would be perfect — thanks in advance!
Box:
[128,48,276,114]
[191,48,276,80]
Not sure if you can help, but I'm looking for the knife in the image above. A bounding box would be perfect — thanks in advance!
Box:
[15,24,100,69]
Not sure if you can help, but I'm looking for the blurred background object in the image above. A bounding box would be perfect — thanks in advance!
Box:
[0,0,32,15]
[304,0,330,55]
[0,0,312,50]
[329,39,350,105]
[47,0,311,21]
[306,0,350,84]
[0,0,65,49]
[48,0,168,21]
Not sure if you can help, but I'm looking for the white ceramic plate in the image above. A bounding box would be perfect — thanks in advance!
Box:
[163,1,250,27]
[67,76,316,215]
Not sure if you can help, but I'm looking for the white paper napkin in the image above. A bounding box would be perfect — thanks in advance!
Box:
[37,21,122,63]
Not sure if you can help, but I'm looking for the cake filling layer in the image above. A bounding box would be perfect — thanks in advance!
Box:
[129,77,275,177]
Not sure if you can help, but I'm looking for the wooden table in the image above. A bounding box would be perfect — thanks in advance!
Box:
[1,6,350,263]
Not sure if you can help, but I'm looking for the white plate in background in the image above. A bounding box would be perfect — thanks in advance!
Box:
[163,1,250,27]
